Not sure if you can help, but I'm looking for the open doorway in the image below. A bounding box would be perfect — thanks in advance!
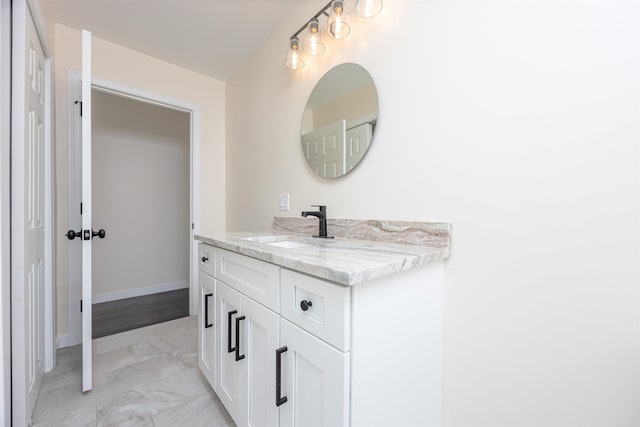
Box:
[90,90,190,338]
[66,74,201,346]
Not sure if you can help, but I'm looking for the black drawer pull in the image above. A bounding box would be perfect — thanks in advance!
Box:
[235,316,246,361]
[300,300,313,311]
[227,310,237,353]
[276,346,288,407]
[204,293,213,328]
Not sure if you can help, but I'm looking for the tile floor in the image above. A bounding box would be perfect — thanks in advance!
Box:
[32,316,235,426]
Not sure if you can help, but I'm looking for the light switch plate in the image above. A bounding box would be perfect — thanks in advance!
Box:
[279,194,290,211]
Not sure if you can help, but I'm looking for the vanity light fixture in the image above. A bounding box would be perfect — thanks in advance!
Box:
[355,0,383,18]
[303,18,326,56]
[327,1,351,39]
[285,36,305,70]
[285,0,383,70]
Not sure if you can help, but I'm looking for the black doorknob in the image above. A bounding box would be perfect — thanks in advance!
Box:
[66,229,82,240]
[300,300,313,311]
[92,229,106,239]
[202,256,209,263]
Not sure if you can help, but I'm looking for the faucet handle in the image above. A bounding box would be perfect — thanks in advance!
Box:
[311,205,326,211]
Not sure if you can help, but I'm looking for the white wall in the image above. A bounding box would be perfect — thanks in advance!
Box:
[0,0,11,423]
[53,23,225,337]
[226,0,640,425]
[91,90,190,299]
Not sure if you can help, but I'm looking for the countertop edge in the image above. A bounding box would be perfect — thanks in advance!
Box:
[195,233,450,286]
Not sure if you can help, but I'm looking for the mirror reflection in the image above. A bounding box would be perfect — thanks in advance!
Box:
[301,63,378,178]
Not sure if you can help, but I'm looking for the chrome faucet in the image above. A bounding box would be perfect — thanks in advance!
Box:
[301,205,332,238]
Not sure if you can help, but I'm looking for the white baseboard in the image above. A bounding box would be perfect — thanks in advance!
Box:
[57,335,69,349]
[93,281,189,304]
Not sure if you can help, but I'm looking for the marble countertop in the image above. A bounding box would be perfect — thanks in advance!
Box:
[195,231,450,286]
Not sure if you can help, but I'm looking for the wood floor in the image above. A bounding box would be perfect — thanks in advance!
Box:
[92,289,189,338]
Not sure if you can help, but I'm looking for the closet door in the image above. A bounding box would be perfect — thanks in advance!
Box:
[345,122,371,172]
[301,119,346,178]
[12,3,47,422]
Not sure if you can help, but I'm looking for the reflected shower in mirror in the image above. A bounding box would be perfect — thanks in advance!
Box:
[301,63,378,179]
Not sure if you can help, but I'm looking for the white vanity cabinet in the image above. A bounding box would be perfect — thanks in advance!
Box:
[198,242,445,427]
[214,248,281,427]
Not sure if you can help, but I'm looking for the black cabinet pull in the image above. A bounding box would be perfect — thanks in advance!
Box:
[300,300,313,311]
[204,293,213,328]
[201,255,209,263]
[276,346,288,407]
[235,316,246,361]
[227,310,237,353]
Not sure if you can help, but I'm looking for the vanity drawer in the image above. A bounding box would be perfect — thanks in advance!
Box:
[215,248,280,312]
[199,243,215,277]
[281,269,351,351]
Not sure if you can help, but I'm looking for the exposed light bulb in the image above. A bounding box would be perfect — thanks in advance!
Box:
[285,36,305,70]
[327,1,350,39]
[356,0,383,18]
[303,18,325,56]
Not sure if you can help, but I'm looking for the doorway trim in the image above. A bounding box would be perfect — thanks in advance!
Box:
[66,73,201,347]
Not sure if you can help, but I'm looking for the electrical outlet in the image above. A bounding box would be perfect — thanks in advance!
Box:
[279,194,290,211]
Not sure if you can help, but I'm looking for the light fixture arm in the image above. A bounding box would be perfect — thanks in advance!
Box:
[290,0,333,40]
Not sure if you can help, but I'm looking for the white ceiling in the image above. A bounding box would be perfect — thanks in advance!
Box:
[36,0,305,81]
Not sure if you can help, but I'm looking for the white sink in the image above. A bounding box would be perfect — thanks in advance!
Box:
[239,234,316,249]
[266,240,311,249]
[240,235,295,243]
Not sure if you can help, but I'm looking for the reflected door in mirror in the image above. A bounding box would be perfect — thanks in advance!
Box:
[301,63,378,179]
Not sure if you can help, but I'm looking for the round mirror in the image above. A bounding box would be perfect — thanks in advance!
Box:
[301,63,378,178]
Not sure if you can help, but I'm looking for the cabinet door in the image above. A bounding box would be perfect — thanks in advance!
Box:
[216,281,243,424]
[280,319,350,427]
[239,296,280,427]
[198,272,215,386]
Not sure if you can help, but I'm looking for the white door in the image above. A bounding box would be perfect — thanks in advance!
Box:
[345,122,372,172]
[65,30,96,391]
[12,4,47,422]
[216,281,243,423]
[279,319,350,427]
[301,120,346,178]
[81,29,93,392]
[239,296,279,427]
[199,271,215,385]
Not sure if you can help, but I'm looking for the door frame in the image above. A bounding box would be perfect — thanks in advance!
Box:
[0,1,11,425]
[66,73,201,346]
[10,0,55,424]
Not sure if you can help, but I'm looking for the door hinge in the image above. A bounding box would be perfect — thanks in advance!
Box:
[80,299,83,312]
[74,100,83,116]
[192,223,194,230]
[80,202,83,215]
